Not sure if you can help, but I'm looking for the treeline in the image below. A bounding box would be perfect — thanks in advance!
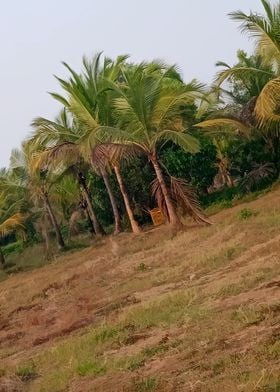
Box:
[1,0,280,264]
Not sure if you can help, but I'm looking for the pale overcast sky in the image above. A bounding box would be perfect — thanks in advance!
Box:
[0,0,267,167]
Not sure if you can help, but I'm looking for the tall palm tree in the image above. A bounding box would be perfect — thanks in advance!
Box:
[9,146,66,250]
[196,2,280,163]
[96,63,203,228]
[225,1,280,126]
[30,111,105,236]
[229,0,280,72]
[52,54,142,233]
[50,54,126,233]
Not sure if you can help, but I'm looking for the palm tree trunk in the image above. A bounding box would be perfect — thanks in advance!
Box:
[41,219,51,259]
[85,206,96,236]
[77,173,105,236]
[113,165,141,234]
[43,192,65,250]
[100,167,121,235]
[150,154,182,229]
[0,247,5,267]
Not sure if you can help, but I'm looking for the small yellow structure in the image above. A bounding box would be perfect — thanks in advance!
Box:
[149,207,165,226]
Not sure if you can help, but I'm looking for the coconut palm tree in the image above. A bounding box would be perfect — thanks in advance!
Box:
[30,111,105,236]
[229,0,280,72]
[51,53,142,233]
[8,146,66,250]
[95,62,203,228]
[223,1,280,126]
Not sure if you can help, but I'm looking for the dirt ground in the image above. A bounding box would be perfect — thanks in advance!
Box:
[1,189,280,391]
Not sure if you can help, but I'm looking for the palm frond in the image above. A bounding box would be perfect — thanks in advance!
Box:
[239,162,276,192]
[170,176,212,225]
[155,130,200,153]
[254,77,280,125]
[151,175,211,225]
[195,117,251,136]
[0,213,25,238]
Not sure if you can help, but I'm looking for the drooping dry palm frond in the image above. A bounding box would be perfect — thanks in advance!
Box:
[151,176,212,225]
[29,142,81,174]
[239,162,276,192]
[170,177,212,225]
[0,213,25,238]
[91,143,141,171]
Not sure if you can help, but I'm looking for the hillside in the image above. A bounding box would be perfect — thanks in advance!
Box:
[0,188,280,392]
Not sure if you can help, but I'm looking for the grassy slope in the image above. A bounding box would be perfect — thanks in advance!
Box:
[0,188,280,391]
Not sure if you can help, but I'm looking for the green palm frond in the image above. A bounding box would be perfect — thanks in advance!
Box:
[215,66,273,87]
[195,118,251,136]
[229,2,280,70]
[155,130,200,153]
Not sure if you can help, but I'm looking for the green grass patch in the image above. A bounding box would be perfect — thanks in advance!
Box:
[15,362,37,382]
[76,360,107,376]
[238,208,258,220]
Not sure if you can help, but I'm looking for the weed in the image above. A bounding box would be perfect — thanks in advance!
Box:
[215,283,244,299]
[76,360,106,376]
[126,357,145,371]
[135,262,149,272]
[130,377,158,391]
[231,305,264,326]
[15,363,37,381]
[142,344,169,358]
[212,359,226,375]
[238,208,258,220]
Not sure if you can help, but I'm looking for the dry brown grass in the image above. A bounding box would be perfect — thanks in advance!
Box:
[1,188,280,391]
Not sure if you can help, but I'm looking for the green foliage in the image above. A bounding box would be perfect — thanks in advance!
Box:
[2,241,23,256]
[238,208,258,220]
[161,136,217,192]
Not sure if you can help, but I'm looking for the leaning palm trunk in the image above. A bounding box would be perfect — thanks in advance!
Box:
[43,192,65,250]
[113,165,141,234]
[0,248,5,267]
[150,154,183,229]
[100,167,121,235]
[41,217,52,259]
[77,173,104,236]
